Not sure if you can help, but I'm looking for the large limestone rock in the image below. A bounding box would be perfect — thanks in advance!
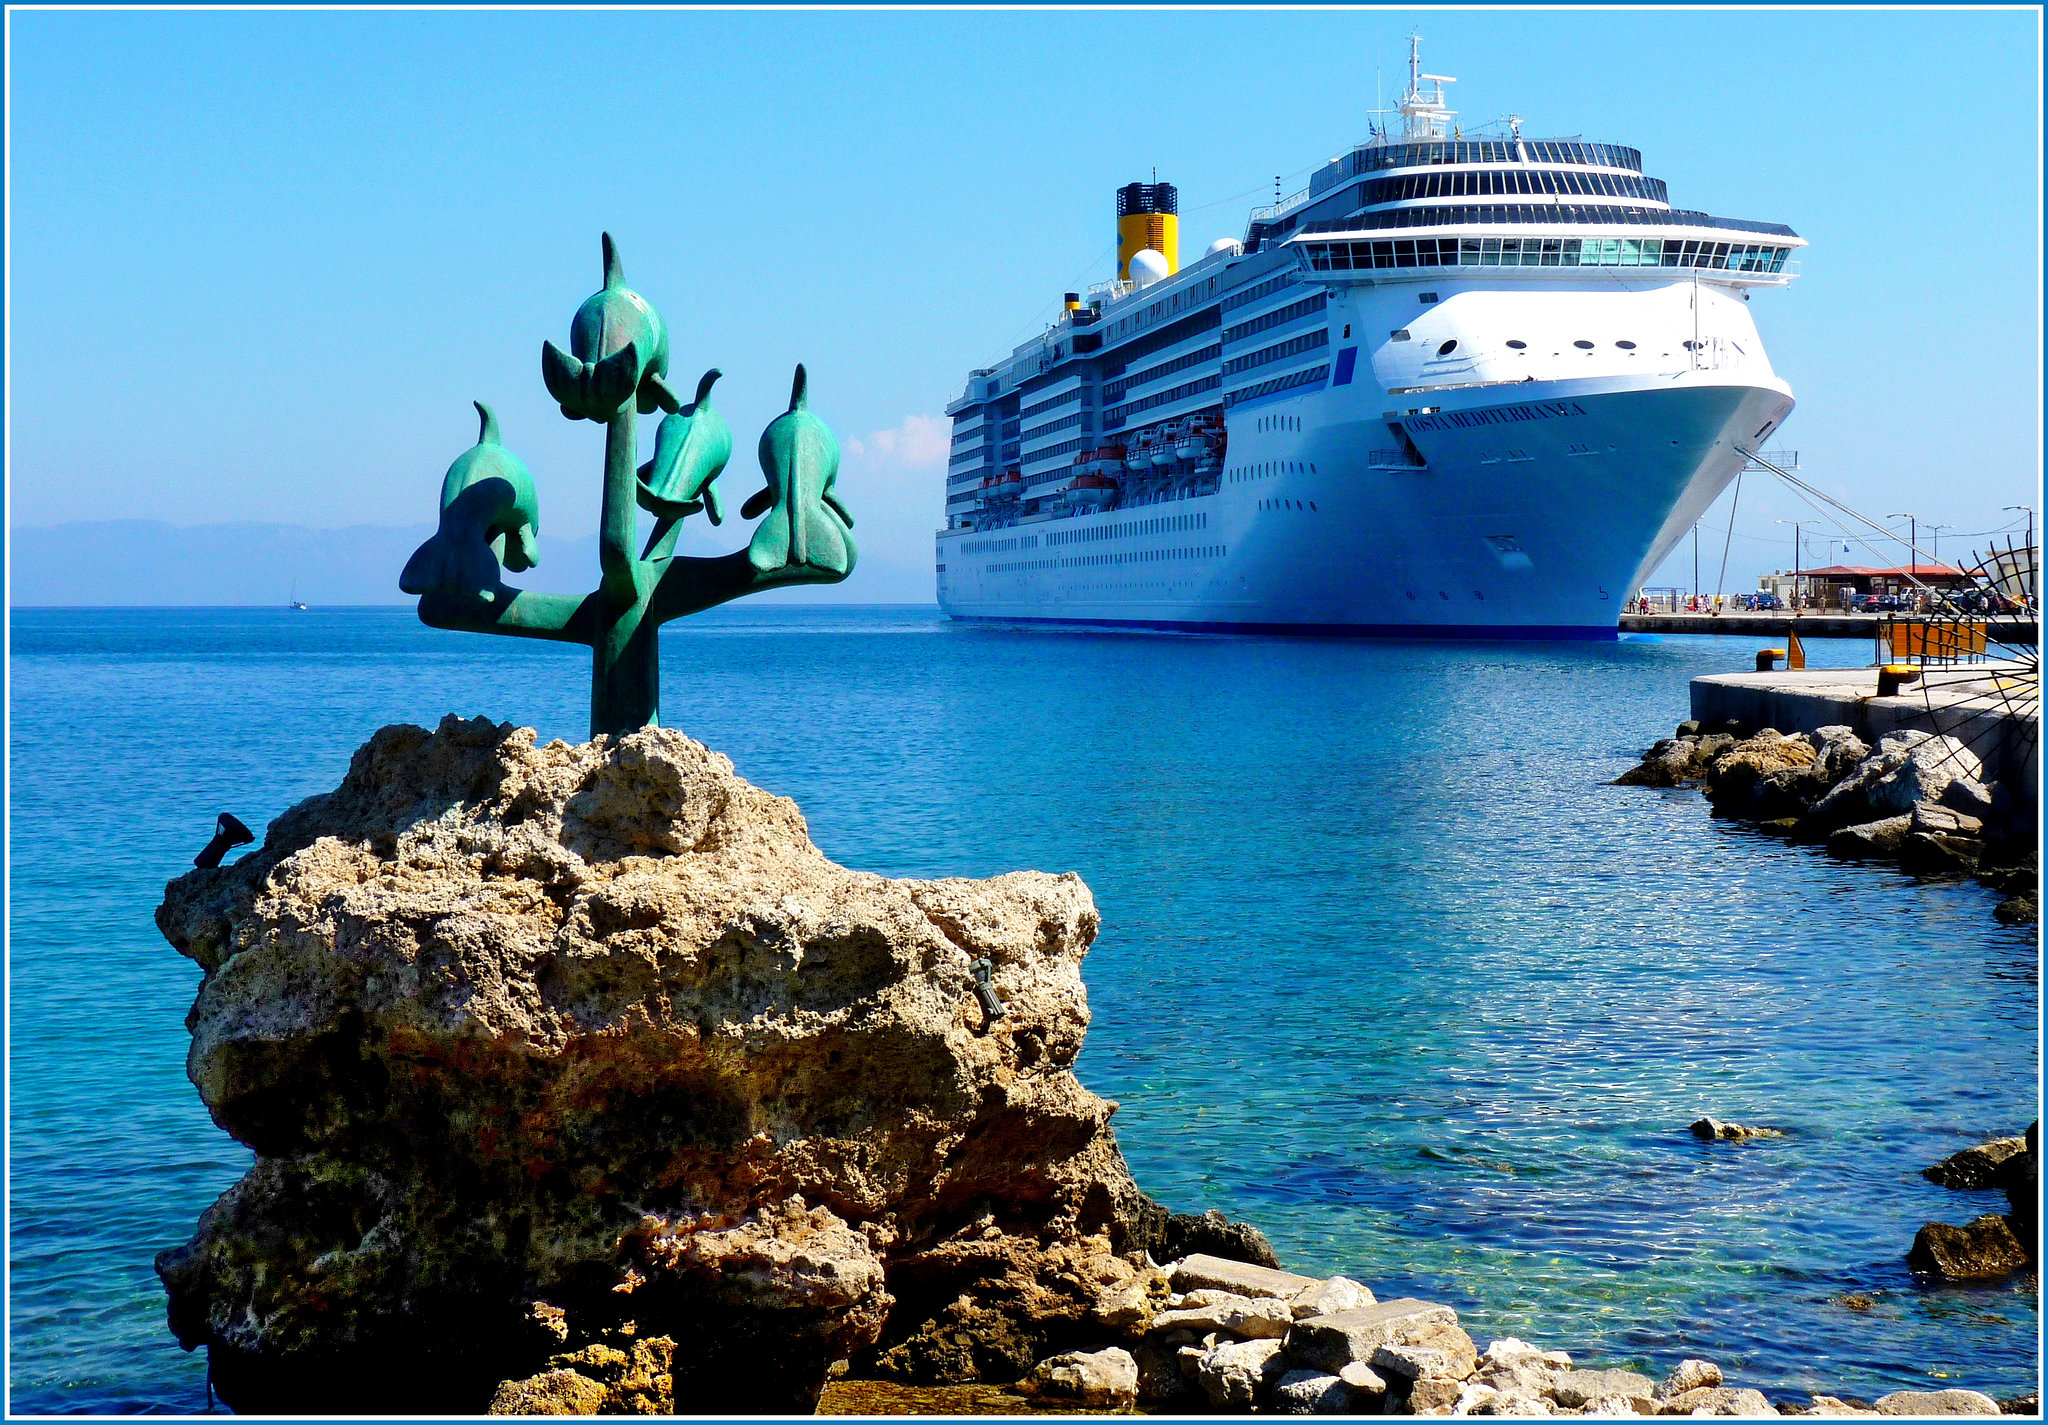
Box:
[153,717,1156,1414]
[1804,732,1985,832]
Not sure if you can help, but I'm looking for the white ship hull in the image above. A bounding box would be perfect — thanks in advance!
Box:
[940,369,1792,638]
[939,96,1801,637]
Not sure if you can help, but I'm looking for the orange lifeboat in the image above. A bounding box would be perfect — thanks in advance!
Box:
[1065,470,1118,508]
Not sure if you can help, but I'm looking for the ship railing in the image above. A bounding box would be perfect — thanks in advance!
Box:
[1743,449,1799,472]
[1249,187,1313,223]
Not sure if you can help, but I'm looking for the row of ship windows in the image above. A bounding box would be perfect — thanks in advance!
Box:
[1221,292,1330,347]
[1103,275,1224,340]
[1047,512,1209,546]
[984,546,1227,573]
[1018,386,1086,422]
[1223,363,1330,409]
[1301,236,1794,273]
[1260,499,1317,511]
[1105,344,1222,405]
[1229,460,1316,480]
[1105,375,1222,428]
[1361,169,1667,206]
[1348,139,1642,175]
[1220,273,1303,314]
[1305,204,1797,237]
[1021,411,1089,444]
[1099,307,1223,380]
[957,534,1040,555]
[1223,328,1328,378]
[1257,415,1301,433]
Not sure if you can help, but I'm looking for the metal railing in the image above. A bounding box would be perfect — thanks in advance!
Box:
[1249,187,1313,223]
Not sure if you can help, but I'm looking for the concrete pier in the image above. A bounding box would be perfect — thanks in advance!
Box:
[1624,613,2039,642]
[1691,661,2039,792]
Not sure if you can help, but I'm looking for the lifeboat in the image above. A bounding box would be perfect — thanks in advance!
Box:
[1064,471,1118,508]
[989,469,1025,500]
[1177,414,1224,463]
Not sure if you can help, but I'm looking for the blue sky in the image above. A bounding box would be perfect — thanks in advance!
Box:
[8,8,2041,600]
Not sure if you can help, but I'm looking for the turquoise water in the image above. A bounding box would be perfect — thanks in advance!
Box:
[8,606,2037,1412]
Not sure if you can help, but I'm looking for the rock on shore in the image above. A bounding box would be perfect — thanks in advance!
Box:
[1912,1123,2039,1282]
[1041,1258,1981,1417]
[153,716,1163,1414]
[1614,723,2038,922]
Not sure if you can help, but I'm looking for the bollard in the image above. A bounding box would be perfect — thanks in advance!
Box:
[1755,648,1785,671]
[1876,663,1922,698]
[194,812,254,869]
[969,956,1006,1023]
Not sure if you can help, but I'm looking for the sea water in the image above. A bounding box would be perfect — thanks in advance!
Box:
[8,606,2037,1412]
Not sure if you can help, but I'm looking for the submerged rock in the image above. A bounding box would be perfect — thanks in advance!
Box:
[1690,1117,1783,1142]
[1826,816,1913,859]
[153,717,1155,1413]
[1923,1137,2028,1190]
[1907,1215,2033,1280]
[1161,1208,1283,1269]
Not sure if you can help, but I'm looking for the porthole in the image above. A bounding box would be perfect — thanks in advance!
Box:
[1574,340,1595,350]
[1437,340,1458,356]
[1506,340,1527,349]
[1616,340,1637,350]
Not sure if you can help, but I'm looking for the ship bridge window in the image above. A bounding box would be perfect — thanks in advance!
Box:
[1506,340,1527,349]
[1436,340,1458,356]
[1390,329,1412,341]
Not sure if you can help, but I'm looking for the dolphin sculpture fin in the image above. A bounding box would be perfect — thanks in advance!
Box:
[642,370,683,415]
[588,341,639,415]
[741,486,775,521]
[475,401,500,445]
[541,340,584,416]
[601,232,625,289]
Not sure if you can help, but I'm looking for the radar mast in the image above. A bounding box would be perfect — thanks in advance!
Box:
[1397,32,1457,140]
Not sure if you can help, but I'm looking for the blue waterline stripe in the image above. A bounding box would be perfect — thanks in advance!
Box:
[947,614,1618,641]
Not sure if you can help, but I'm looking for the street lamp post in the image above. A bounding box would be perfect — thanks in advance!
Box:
[1774,519,1813,612]
[2003,505,2035,610]
[1887,512,1918,609]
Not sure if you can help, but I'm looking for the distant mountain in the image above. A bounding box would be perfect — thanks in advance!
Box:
[8,521,935,606]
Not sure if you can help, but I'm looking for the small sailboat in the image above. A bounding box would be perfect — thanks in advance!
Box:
[288,578,309,611]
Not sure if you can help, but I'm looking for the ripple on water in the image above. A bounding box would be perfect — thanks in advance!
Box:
[6,608,2036,1412]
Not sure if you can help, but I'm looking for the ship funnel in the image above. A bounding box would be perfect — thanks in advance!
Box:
[1117,181,1179,281]
[1064,291,1083,312]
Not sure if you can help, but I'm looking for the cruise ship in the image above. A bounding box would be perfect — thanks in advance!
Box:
[935,43,1803,637]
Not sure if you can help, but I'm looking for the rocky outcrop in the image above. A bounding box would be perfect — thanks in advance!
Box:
[1923,1136,2027,1189]
[153,716,1162,1414]
[1907,1216,2032,1280]
[1690,1117,1783,1143]
[1615,723,2037,921]
[1911,1122,2038,1282]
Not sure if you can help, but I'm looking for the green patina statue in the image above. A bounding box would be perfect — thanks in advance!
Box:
[401,234,856,737]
